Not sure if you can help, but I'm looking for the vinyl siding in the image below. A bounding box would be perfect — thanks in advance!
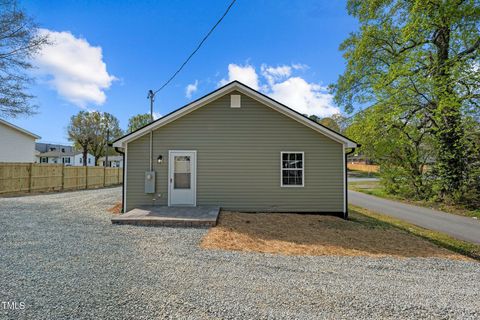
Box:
[0,123,36,163]
[126,91,344,212]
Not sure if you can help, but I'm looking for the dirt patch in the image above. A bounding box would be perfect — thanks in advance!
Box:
[107,202,122,214]
[201,211,468,260]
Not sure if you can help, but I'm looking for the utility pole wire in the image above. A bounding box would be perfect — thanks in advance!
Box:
[152,0,237,95]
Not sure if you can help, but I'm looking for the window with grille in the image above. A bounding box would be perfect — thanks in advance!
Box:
[281,152,304,187]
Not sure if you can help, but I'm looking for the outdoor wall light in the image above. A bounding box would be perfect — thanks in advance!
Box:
[157,155,163,164]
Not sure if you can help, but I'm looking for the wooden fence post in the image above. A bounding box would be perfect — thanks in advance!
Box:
[61,165,65,191]
[29,163,34,193]
[85,166,88,189]
[103,167,106,187]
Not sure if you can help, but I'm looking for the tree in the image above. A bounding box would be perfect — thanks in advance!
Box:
[0,0,49,118]
[309,114,350,133]
[318,117,341,133]
[88,112,123,164]
[128,113,152,132]
[67,111,122,166]
[346,107,435,198]
[333,0,480,203]
[330,114,351,134]
[67,111,95,166]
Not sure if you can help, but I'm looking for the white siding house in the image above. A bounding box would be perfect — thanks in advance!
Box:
[98,155,124,167]
[37,150,95,166]
[0,119,40,163]
[74,152,95,166]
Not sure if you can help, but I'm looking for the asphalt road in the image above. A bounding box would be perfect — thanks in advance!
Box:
[349,190,480,244]
[348,177,380,182]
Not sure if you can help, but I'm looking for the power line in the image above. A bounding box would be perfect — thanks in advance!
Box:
[152,0,237,95]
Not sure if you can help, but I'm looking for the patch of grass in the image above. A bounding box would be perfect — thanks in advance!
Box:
[349,181,480,219]
[351,205,480,261]
[201,211,469,260]
[347,169,379,178]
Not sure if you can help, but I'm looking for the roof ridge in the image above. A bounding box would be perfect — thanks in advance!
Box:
[113,81,358,148]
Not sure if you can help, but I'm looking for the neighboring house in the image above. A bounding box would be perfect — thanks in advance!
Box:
[35,142,74,154]
[0,118,40,163]
[348,153,375,165]
[37,150,95,166]
[113,81,358,218]
[98,155,124,168]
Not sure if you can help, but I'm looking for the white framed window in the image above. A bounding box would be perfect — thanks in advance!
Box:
[280,152,304,187]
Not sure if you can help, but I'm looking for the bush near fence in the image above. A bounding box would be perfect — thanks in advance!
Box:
[347,163,380,173]
[0,163,123,195]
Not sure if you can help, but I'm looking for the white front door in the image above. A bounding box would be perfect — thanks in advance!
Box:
[168,150,196,206]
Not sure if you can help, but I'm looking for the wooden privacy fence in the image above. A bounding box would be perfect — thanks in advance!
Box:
[347,163,380,173]
[0,163,123,195]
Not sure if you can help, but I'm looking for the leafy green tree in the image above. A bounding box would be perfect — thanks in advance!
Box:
[318,117,341,133]
[0,0,49,118]
[67,111,95,166]
[346,107,435,198]
[309,114,350,133]
[128,113,152,132]
[88,112,123,164]
[334,0,480,203]
[67,111,122,165]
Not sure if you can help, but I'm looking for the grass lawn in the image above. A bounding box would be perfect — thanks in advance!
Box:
[349,180,480,219]
[347,169,379,178]
[352,205,480,261]
[201,210,473,260]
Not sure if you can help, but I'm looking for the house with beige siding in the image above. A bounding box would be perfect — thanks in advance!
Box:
[0,118,40,163]
[112,81,358,218]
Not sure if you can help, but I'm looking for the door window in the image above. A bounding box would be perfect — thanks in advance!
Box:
[174,156,191,189]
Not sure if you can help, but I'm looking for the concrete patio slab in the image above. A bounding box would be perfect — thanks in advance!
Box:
[111,206,220,227]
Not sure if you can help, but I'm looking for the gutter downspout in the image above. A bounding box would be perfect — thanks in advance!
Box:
[344,145,359,219]
[113,144,125,213]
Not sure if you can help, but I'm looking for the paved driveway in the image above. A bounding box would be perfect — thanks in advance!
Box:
[349,190,480,244]
[0,188,479,319]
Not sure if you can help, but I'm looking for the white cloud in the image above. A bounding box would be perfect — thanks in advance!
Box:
[32,29,116,108]
[218,63,339,117]
[153,112,162,120]
[292,63,309,70]
[218,64,259,90]
[185,80,198,99]
[269,77,339,117]
[261,64,292,85]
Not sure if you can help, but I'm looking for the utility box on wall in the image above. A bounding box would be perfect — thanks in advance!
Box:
[144,171,155,193]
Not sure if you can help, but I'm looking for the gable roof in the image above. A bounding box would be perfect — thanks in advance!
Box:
[0,118,40,139]
[113,81,359,148]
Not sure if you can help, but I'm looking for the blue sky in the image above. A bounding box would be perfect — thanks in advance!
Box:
[11,0,357,144]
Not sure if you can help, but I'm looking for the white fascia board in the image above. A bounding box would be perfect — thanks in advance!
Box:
[0,118,41,139]
[113,82,238,148]
[237,86,358,148]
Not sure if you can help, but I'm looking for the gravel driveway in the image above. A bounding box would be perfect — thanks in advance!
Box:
[1,187,479,319]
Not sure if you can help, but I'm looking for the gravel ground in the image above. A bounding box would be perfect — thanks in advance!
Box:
[0,187,479,319]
